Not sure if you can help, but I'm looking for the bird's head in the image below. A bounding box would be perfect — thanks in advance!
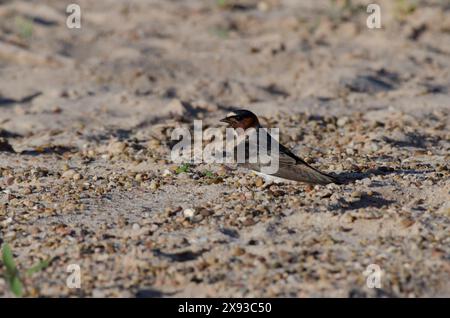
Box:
[220,109,260,130]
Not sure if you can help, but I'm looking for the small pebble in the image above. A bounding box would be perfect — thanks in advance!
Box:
[132,223,140,231]
[183,208,195,218]
[62,170,76,179]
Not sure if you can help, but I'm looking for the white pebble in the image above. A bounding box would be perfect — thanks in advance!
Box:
[337,116,349,127]
[132,223,140,231]
[183,208,195,218]
[62,169,76,179]
[1,217,13,226]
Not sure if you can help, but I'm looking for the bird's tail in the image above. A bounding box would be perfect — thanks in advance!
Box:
[313,169,342,185]
[297,163,342,185]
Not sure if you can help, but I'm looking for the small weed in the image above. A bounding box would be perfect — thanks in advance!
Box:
[1,243,52,297]
[394,0,418,19]
[176,163,190,174]
[26,258,51,276]
[2,243,24,297]
[15,16,34,40]
[211,27,229,39]
[204,170,215,178]
[216,0,227,8]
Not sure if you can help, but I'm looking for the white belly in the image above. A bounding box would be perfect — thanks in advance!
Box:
[251,171,296,184]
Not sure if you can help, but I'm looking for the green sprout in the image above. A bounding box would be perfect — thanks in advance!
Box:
[394,0,417,19]
[216,0,227,8]
[2,243,24,297]
[176,163,190,174]
[15,16,34,40]
[1,243,52,297]
[26,258,51,276]
[204,170,215,178]
[211,27,230,39]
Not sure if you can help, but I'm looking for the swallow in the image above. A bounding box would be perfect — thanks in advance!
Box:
[220,109,341,185]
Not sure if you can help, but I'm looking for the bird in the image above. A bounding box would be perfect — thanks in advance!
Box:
[220,109,341,185]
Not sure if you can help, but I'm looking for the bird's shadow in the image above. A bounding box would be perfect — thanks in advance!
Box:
[329,193,395,212]
[20,145,78,156]
[334,166,433,185]
[135,288,178,298]
[0,92,42,106]
[152,248,208,263]
[328,166,433,211]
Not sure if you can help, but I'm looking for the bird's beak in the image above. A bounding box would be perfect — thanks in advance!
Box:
[220,117,231,124]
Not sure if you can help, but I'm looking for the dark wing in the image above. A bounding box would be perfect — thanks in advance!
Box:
[269,152,339,185]
[239,132,340,185]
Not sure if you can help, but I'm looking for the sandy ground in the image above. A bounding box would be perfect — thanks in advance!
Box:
[0,0,449,297]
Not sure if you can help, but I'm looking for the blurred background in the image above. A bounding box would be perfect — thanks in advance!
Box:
[0,0,449,124]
